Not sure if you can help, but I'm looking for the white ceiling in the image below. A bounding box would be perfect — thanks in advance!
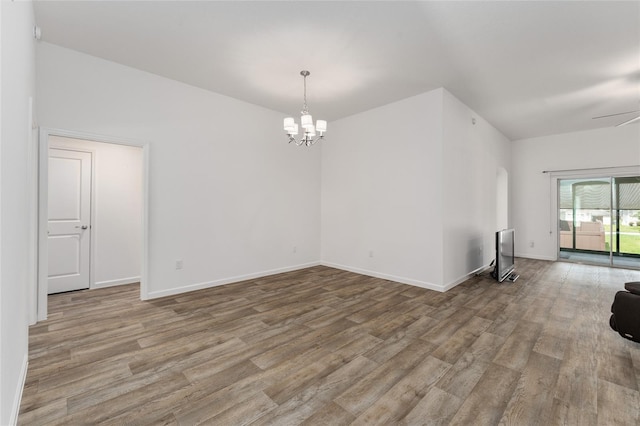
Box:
[33,1,640,140]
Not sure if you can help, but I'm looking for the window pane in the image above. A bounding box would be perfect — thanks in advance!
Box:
[573,181,610,209]
[617,177,640,209]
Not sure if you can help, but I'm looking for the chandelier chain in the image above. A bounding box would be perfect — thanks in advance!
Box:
[302,73,308,115]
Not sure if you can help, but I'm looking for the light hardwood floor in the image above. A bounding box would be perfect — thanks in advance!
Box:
[19,259,640,425]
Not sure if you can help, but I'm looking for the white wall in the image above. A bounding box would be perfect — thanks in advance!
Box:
[442,90,511,286]
[512,125,640,260]
[321,88,511,290]
[48,136,143,288]
[321,90,444,288]
[1,1,36,424]
[37,42,321,298]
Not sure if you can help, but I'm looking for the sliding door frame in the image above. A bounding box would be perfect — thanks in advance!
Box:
[546,165,640,268]
[558,177,613,264]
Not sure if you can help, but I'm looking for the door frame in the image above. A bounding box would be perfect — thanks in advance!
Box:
[547,165,640,265]
[37,128,150,321]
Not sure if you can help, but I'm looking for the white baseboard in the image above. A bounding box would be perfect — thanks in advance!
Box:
[515,253,556,261]
[320,261,446,292]
[93,276,141,289]
[9,354,28,426]
[146,262,321,299]
[442,263,493,291]
[147,260,493,300]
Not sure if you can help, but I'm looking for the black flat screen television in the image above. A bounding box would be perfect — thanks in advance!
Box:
[493,228,515,282]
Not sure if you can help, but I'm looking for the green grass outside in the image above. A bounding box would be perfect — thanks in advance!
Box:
[604,224,640,255]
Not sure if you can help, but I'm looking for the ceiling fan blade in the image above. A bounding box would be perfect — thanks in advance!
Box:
[592,110,640,120]
[616,115,640,127]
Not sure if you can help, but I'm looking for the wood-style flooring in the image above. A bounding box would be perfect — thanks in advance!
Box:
[19,259,640,425]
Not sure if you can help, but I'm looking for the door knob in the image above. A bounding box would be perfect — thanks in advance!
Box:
[75,225,88,230]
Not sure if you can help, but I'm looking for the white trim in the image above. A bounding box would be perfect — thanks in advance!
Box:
[543,165,640,179]
[37,129,48,321]
[27,98,38,325]
[550,174,559,252]
[321,261,446,292]
[147,260,489,300]
[9,354,28,426]
[140,146,150,300]
[146,262,321,299]
[37,127,150,320]
[516,253,557,262]
[550,169,640,267]
[443,263,493,291]
[94,276,141,289]
[549,169,637,261]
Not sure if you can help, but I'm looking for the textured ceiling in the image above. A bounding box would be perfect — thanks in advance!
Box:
[33,1,640,140]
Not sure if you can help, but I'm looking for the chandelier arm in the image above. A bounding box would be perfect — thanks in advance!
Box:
[289,135,304,146]
[287,134,324,147]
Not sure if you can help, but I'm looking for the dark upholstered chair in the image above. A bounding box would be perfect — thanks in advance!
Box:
[610,281,640,343]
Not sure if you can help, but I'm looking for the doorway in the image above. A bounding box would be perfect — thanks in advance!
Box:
[37,128,149,321]
[558,176,640,269]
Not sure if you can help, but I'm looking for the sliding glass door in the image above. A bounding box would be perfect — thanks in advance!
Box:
[612,177,640,267]
[558,176,640,269]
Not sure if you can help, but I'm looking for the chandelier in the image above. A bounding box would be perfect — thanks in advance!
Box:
[283,70,327,147]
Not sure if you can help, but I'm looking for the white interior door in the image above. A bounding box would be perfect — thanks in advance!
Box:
[48,148,92,294]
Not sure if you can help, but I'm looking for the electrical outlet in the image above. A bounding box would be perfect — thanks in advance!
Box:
[293,246,297,253]
[369,250,374,258]
[529,241,535,248]
[176,260,183,270]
